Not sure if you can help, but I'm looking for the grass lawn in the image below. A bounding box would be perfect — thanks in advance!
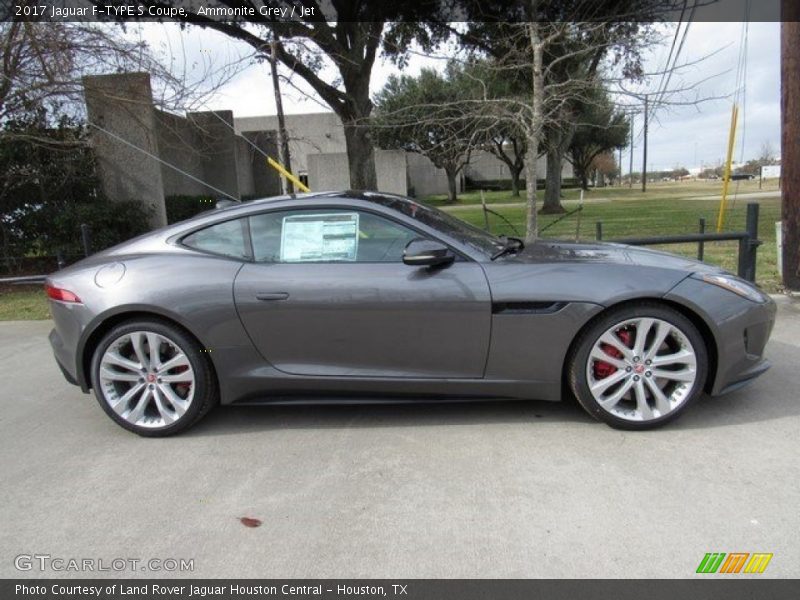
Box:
[431,184,783,293]
[0,286,50,321]
[424,178,781,207]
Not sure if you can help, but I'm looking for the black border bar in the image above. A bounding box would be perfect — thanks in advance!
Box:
[3,579,800,600]
[0,0,789,23]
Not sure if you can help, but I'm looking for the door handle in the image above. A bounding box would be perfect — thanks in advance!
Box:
[256,292,290,301]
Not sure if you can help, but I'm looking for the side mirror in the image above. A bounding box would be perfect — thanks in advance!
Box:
[403,239,455,268]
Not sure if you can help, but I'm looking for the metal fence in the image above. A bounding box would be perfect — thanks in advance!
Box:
[596,202,762,282]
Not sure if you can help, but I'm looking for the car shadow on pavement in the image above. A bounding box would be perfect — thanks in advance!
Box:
[669,339,799,431]
[185,397,594,437]
[182,339,798,438]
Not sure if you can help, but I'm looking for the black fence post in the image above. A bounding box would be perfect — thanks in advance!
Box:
[697,218,706,261]
[80,223,92,257]
[737,202,760,282]
[56,250,66,270]
[595,221,603,241]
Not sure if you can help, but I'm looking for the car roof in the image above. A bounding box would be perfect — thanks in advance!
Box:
[204,190,422,220]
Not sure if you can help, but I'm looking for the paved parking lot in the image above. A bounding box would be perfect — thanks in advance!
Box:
[1,297,799,578]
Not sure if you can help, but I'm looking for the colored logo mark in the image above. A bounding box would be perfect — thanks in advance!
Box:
[696,552,773,574]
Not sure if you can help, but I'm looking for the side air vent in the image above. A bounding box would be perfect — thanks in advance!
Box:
[492,301,567,315]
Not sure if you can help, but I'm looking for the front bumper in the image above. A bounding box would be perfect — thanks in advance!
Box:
[665,277,776,396]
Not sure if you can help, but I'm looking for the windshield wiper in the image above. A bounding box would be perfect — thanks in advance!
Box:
[490,236,525,260]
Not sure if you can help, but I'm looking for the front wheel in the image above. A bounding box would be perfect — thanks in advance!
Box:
[90,319,218,436]
[568,303,708,430]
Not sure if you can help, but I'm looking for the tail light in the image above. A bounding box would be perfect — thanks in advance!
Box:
[45,284,82,304]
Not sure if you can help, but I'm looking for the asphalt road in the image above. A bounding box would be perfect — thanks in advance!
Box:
[1,297,798,579]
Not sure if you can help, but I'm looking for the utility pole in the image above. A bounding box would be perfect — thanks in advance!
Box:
[628,112,634,188]
[618,145,622,186]
[642,94,649,193]
[270,38,293,194]
[782,0,799,290]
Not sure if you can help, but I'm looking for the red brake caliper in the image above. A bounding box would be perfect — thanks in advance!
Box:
[593,329,632,379]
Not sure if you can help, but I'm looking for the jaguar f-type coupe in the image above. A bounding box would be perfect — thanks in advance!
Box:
[46,191,775,436]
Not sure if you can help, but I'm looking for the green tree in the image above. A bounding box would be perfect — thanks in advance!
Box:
[569,89,630,191]
[373,67,480,203]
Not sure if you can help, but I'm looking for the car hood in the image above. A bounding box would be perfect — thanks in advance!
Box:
[506,240,726,274]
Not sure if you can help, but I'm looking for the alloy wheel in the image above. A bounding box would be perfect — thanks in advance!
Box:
[98,331,195,429]
[585,317,698,422]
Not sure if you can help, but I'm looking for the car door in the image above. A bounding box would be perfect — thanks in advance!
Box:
[232,207,492,379]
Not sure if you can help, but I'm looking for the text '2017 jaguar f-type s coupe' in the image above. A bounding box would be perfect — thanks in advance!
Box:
[46,192,775,436]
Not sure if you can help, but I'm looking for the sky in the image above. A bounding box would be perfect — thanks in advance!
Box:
[132,19,782,175]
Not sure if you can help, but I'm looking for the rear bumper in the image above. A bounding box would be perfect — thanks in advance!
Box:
[665,277,776,396]
[47,294,93,392]
[49,327,80,387]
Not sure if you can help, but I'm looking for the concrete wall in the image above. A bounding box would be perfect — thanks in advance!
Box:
[406,153,462,197]
[185,111,241,200]
[237,111,575,197]
[308,150,407,195]
[465,149,574,182]
[154,110,205,197]
[83,73,167,227]
[85,71,284,223]
[236,112,345,176]
[156,110,282,201]
[84,81,579,228]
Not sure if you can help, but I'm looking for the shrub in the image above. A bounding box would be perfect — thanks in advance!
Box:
[164,194,217,224]
[0,109,152,267]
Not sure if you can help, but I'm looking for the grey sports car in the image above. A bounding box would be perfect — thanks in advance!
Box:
[46,191,776,436]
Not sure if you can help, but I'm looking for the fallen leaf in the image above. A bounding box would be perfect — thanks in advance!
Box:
[239,517,262,528]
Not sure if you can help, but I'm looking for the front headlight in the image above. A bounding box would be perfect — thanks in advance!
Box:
[696,273,767,303]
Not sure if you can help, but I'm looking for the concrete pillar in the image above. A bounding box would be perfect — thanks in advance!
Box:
[82,72,167,228]
[243,131,281,197]
[186,110,241,200]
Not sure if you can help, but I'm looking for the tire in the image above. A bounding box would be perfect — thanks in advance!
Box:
[90,319,218,437]
[568,302,708,430]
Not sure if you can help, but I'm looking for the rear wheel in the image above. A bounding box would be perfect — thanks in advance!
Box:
[90,319,218,436]
[568,303,708,430]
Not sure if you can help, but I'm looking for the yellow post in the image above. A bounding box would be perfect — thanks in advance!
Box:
[716,103,739,232]
[267,156,310,193]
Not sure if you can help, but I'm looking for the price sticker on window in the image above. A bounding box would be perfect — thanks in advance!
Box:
[280,213,359,262]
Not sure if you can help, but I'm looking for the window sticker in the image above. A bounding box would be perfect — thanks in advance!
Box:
[280,212,359,262]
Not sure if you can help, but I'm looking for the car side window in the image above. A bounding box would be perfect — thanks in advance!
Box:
[182,218,249,259]
[249,209,421,263]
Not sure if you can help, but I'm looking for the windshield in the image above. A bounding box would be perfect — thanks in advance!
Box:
[357,192,505,256]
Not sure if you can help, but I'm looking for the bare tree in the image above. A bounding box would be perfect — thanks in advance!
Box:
[0,21,245,135]
[759,140,776,164]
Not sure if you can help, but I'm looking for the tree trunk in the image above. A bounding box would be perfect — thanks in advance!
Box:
[578,168,590,191]
[525,21,544,243]
[445,167,459,204]
[510,164,523,197]
[524,140,539,242]
[540,145,566,214]
[342,118,377,191]
[782,7,800,290]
